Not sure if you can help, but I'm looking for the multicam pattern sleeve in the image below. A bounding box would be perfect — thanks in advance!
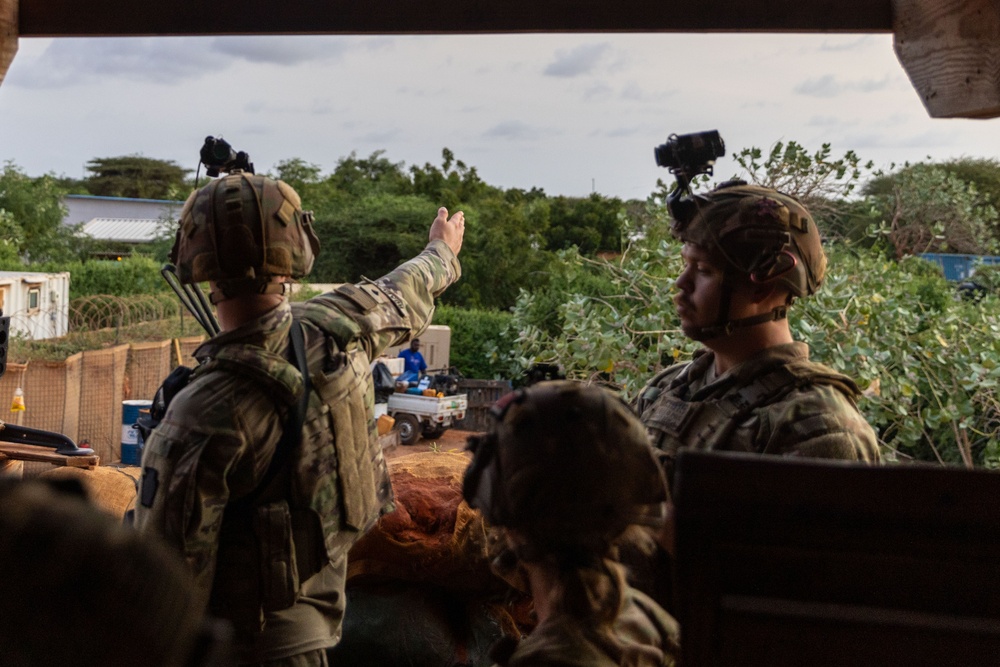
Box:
[300,239,461,361]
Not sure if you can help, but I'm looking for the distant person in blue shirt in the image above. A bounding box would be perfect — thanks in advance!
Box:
[398,338,428,383]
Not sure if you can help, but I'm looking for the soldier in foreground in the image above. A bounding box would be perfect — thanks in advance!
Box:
[463,381,681,667]
[635,180,880,491]
[136,169,464,666]
[0,478,231,667]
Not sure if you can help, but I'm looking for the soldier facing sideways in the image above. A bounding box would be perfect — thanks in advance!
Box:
[464,381,681,667]
[135,170,464,666]
[635,181,880,495]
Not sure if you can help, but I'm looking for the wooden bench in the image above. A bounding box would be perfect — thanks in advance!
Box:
[673,450,1000,666]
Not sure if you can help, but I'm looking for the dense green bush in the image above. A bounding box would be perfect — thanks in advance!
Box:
[64,255,170,299]
[12,255,170,299]
[432,305,514,380]
[497,209,1000,468]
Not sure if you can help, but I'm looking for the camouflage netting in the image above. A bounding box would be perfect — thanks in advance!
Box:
[347,451,533,638]
[348,451,497,590]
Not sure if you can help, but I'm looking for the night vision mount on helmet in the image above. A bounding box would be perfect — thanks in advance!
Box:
[164,137,321,312]
[654,130,827,340]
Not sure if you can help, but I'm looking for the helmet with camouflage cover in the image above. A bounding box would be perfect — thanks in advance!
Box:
[463,380,668,556]
[171,172,321,304]
[673,182,826,298]
[669,182,827,339]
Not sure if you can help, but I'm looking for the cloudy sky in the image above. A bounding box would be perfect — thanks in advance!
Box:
[1,33,998,200]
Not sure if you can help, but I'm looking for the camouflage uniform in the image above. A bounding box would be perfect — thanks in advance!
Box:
[636,341,880,494]
[501,587,679,667]
[635,183,880,491]
[136,239,460,665]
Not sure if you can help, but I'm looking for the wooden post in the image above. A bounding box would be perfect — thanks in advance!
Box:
[0,0,16,87]
[894,0,1000,118]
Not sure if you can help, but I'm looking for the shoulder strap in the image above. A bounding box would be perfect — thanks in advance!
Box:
[636,362,691,413]
[230,319,310,510]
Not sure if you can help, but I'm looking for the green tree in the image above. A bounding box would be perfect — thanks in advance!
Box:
[544,193,625,254]
[867,158,1000,221]
[0,210,23,265]
[274,157,322,191]
[410,148,496,210]
[867,164,999,258]
[733,140,875,238]
[85,155,191,200]
[310,194,432,284]
[445,195,553,310]
[328,151,413,198]
[0,161,79,264]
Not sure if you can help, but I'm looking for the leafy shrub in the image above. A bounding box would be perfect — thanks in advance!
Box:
[432,305,514,379]
[501,214,1000,468]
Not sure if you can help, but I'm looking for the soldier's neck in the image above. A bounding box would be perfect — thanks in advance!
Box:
[216,295,286,332]
[708,321,795,375]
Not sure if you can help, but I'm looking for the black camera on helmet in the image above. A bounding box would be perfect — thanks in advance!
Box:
[200,136,254,177]
[654,130,725,177]
[654,130,727,227]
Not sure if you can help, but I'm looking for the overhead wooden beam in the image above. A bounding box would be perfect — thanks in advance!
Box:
[894,0,1000,118]
[0,0,16,87]
[19,0,892,37]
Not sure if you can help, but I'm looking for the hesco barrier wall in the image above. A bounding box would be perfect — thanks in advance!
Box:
[2,337,507,466]
[127,340,172,401]
[1,336,204,469]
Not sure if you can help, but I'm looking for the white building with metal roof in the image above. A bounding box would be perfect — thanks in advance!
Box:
[80,218,162,244]
[62,194,183,247]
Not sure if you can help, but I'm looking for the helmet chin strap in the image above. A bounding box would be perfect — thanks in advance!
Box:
[687,271,789,341]
[692,305,789,341]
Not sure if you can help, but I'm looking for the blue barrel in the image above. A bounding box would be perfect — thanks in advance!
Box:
[121,400,153,465]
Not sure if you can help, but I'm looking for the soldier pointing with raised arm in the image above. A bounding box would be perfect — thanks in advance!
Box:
[135,157,464,666]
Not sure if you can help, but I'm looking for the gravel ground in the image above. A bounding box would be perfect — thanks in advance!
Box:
[384,428,477,460]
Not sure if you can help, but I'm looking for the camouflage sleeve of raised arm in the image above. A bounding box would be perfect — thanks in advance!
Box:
[301,239,461,359]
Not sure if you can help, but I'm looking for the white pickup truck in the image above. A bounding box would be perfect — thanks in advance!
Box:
[387,392,468,445]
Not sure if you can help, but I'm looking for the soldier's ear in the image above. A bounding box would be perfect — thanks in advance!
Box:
[747,282,783,306]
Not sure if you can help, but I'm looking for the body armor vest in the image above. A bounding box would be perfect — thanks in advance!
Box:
[200,288,394,632]
[638,356,860,489]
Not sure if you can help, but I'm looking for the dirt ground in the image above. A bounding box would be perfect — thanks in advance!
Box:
[384,428,478,460]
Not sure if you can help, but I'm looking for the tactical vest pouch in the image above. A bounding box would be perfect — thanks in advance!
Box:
[212,519,265,636]
[314,346,379,532]
[254,500,300,612]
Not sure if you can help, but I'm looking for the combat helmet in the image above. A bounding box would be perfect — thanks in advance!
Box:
[670,182,827,339]
[463,380,668,558]
[171,172,320,304]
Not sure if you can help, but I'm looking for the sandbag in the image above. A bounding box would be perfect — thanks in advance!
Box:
[39,464,140,519]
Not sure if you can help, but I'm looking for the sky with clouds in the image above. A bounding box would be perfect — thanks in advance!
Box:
[1,33,998,200]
